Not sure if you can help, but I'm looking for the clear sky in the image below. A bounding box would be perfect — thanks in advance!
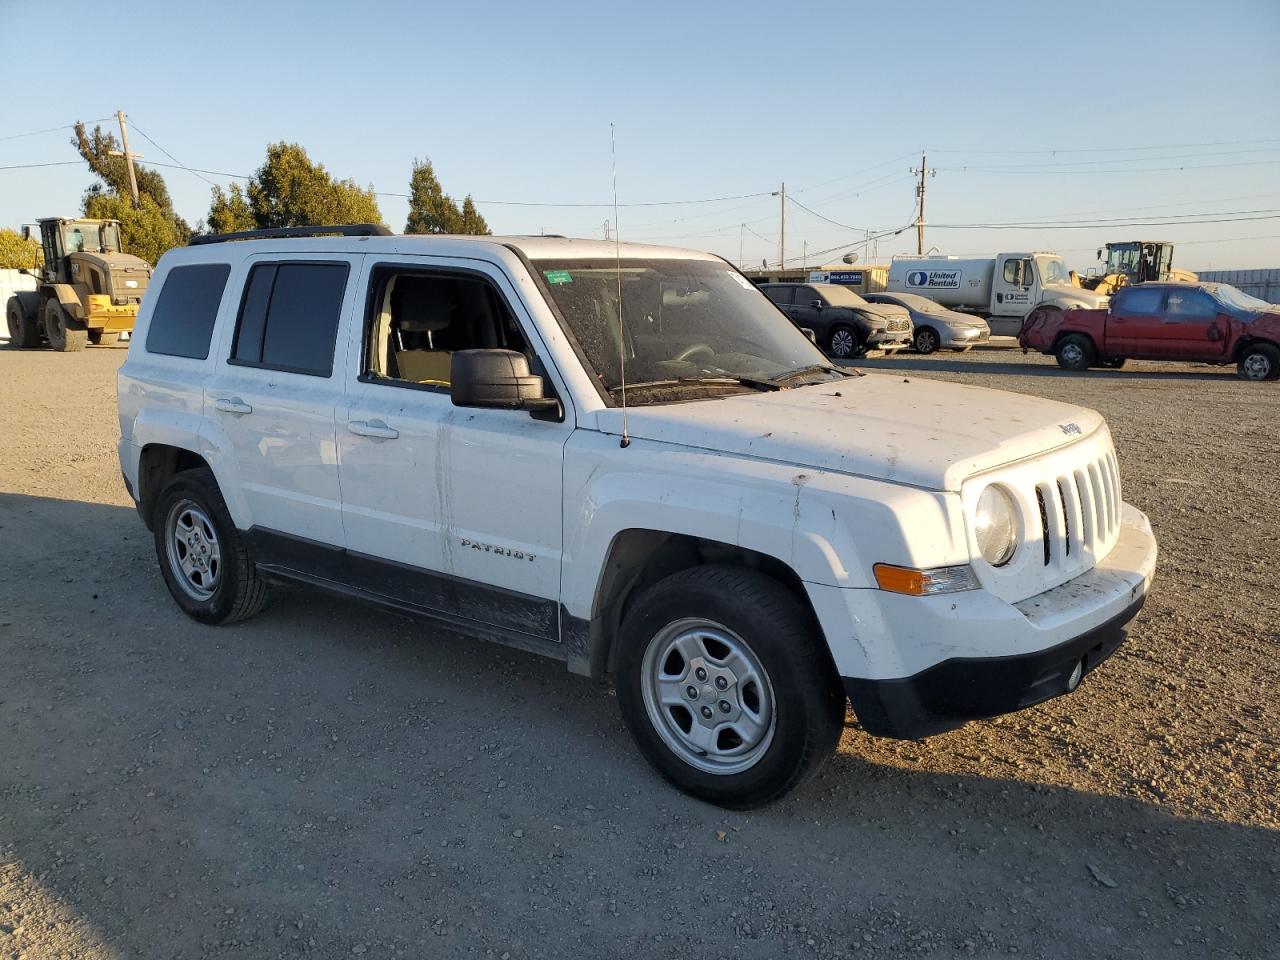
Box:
[2,0,1278,273]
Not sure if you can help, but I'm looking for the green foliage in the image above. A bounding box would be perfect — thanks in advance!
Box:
[72,121,190,262]
[243,143,382,229]
[405,160,489,235]
[0,228,41,269]
[82,194,184,266]
[208,183,255,234]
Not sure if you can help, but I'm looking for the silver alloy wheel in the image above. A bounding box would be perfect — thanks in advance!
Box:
[829,328,856,358]
[640,617,776,775]
[1242,351,1272,380]
[165,499,222,600]
[916,328,938,353]
[1060,341,1085,366]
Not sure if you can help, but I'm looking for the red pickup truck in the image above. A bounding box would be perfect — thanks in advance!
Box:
[1019,282,1280,381]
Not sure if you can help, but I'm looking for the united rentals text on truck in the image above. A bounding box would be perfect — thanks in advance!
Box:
[887,252,1107,336]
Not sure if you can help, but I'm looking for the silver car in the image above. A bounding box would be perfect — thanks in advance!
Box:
[865,292,991,354]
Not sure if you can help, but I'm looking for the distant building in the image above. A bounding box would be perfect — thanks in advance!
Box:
[742,264,889,294]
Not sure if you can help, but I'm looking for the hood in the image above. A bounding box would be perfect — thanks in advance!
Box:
[593,373,1104,492]
[854,303,910,325]
[1043,283,1108,310]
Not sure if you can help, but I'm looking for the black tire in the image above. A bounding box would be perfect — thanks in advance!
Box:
[89,330,120,346]
[153,468,267,625]
[913,326,940,354]
[826,324,860,359]
[44,300,87,352]
[6,298,39,348]
[615,565,846,809]
[1054,334,1095,372]
[1237,342,1280,381]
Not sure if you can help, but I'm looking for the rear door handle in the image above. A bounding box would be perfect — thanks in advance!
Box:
[214,397,253,415]
[347,419,399,440]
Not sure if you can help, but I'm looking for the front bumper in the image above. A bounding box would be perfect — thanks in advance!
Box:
[845,594,1140,738]
[943,327,990,348]
[827,503,1157,739]
[867,329,911,351]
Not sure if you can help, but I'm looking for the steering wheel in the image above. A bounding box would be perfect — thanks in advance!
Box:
[674,342,714,363]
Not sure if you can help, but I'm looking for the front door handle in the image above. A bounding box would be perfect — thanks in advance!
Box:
[214,397,253,415]
[347,419,399,440]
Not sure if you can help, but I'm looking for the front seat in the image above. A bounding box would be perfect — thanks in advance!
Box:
[391,277,455,384]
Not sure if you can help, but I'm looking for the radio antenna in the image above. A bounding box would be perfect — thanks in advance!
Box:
[611,122,630,448]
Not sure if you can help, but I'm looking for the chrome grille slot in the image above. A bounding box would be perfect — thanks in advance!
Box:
[1074,469,1095,550]
[1056,479,1072,557]
[1035,485,1051,565]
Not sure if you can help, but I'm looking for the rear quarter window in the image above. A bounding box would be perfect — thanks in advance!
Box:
[144,263,231,359]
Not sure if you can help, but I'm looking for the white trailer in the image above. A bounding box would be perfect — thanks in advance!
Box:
[887,252,1107,336]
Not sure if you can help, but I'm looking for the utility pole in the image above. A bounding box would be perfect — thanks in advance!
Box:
[910,152,935,255]
[109,110,143,209]
[739,223,744,267]
[779,182,786,272]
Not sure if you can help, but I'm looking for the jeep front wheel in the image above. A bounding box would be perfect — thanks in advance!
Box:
[154,468,267,624]
[615,566,845,809]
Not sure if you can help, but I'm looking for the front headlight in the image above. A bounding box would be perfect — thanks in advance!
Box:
[974,486,1018,566]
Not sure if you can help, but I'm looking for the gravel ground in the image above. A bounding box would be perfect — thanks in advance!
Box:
[0,343,1276,960]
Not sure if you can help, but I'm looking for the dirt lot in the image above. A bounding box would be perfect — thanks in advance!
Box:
[1,343,1277,960]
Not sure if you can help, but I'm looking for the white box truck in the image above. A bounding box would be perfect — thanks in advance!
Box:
[887,252,1107,336]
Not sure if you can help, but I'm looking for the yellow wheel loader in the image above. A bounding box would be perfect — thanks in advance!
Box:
[6,218,151,351]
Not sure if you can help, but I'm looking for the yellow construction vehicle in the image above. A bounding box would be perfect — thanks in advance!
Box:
[5,217,152,351]
[1071,240,1197,296]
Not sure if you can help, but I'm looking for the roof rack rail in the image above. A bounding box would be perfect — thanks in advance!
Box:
[189,224,393,246]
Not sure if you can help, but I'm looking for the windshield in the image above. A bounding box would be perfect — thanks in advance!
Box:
[1211,283,1273,315]
[532,258,835,401]
[879,292,942,313]
[1036,256,1071,286]
[815,284,868,307]
[61,222,118,254]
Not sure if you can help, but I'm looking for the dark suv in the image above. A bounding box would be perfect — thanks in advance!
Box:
[761,283,911,358]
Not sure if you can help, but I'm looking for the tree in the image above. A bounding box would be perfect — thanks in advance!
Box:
[243,143,381,229]
[0,228,41,269]
[208,183,255,234]
[404,159,460,234]
[72,121,190,264]
[82,194,185,267]
[459,195,490,236]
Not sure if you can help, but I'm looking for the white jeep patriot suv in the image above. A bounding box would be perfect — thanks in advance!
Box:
[117,224,1157,808]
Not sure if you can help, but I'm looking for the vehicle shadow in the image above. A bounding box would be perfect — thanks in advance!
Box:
[845,354,1239,382]
[0,491,1274,959]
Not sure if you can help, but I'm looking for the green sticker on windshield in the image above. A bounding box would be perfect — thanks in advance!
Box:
[544,270,573,285]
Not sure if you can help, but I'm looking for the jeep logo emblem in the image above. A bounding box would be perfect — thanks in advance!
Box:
[1059,422,1082,436]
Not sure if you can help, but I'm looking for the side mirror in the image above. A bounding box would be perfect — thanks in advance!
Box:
[451,349,560,414]
[1096,248,1103,260]
[810,299,823,310]
[21,225,32,242]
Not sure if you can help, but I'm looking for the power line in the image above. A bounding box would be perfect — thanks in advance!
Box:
[929,137,1280,156]
[935,147,1280,170]
[0,160,83,171]
[937,159,1280,175]
[930,213,1280,230]
[0,118,112,143]
[786,195,870,232]
[128,120,217,186]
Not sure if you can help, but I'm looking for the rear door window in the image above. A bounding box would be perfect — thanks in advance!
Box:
[763,286,792,306]
[145,263,231,359]
[1114,287,1165,316]
[1165,289,1218,321]
[230,262,350,376]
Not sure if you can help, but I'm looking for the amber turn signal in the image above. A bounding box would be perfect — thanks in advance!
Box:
[873,563,979,596]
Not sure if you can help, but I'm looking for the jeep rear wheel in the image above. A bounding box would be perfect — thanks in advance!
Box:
[615,566,845,809]
[1237,342,1280,381]
[44,300,87,352]
[154,468,267,624]
[6,298,38,348]
[1055,334,1095,372]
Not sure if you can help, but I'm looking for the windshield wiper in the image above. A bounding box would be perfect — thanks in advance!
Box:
[771,364,857,385]
[611,376,780,394]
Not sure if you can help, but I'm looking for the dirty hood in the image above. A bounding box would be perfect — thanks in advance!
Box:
[593,373,1104,492]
